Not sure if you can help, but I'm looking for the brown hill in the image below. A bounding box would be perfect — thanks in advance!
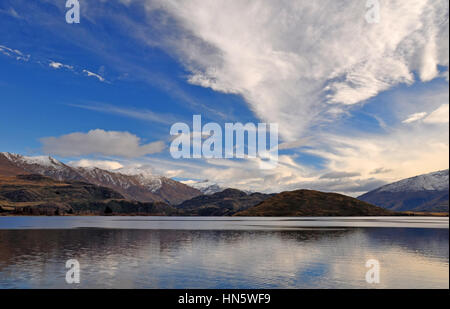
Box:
[0,154,29,177]
[0,174,176,216]
[234,189,395,217]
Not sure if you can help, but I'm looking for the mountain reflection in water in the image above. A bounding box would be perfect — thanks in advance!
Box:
[0,218,448,289]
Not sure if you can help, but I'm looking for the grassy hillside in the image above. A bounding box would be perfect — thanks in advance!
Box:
[0,174,176,216]
[177,189,272,216]
[234,189,395,217]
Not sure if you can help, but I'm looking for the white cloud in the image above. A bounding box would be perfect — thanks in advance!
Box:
[0,44,29,61]
[49,61,73,70]
[402,104,449,124]
[68,159,124,170]
[6,1,447,195]
[115,153,388,196]
[144,0,448,141]
[41,129,166,158]
[308,125,449,185]
[83,69,106,82]
[144,100,447,195]
[423,104,449,124]
[403,112,428,123]
[49,61,63,69]
[1,44,108,84]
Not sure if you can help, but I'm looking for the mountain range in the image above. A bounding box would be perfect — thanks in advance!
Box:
[0,174,177,216]
[181,180,252,195]
[0,152,201,205]
[0,152,448,216]
[358,170,449,212]
[189,183,228,195]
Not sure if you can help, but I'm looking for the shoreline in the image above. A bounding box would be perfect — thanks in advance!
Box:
[1,212,448,217]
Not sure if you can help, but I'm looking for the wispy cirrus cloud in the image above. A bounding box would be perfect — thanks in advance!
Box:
[403,112,428,124]
[0,7,21,19]
[402,104,449,124]
[1,43,106,83]
[49,61,73,70]
[0,44,29,61]
[68,102,180,125]
[2,0,448,195]
[82,69,106,82]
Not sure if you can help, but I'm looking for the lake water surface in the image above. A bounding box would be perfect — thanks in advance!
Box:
[0,216,448,289]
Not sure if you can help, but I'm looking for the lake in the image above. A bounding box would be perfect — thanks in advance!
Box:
[0,216,448,289]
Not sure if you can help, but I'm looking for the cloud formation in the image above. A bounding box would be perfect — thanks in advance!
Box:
[0,7,21,19]
[320,171,361,180]
[82,69,106,82]
[402,104,449,124]
[49,60,73,70]
[146,0,448,141]
[0,43,107,83]
[41,129,166,157]
[69,102,179,125]
[68,159,124,170]
[403,112,428,124]
[423,104,449,124]
[0,44,29,61]
[4,0,447,195]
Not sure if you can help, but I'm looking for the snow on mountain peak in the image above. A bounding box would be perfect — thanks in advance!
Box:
[181,180,226,195]
[116,166,155,178]
[114,166,164,192]
[1,152,65,169]
[1,152,201,204]
[22,155,63,168]
[377,169,449,193]
[0,152,18,162]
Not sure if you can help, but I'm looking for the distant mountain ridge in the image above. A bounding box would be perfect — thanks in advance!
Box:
[181,180,228,195]
[358,170,449,212]
[195,184,227,195]
[0,152,201,205]
[185,180,254,195]
[177,188,273,216]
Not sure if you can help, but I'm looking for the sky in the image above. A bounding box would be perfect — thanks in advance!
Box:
[0,0,448,196]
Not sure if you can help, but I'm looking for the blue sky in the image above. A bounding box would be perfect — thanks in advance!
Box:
[0,0,448,195]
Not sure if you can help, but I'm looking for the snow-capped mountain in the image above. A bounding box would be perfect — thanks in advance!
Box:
[0,152,85,182]
[0,152,201,205]
[199,184,226,195]
[376,170,448,193]
[185,181,227,195]
[181,179,254,196]
[358,170,449,212]
[114,166,163,193]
